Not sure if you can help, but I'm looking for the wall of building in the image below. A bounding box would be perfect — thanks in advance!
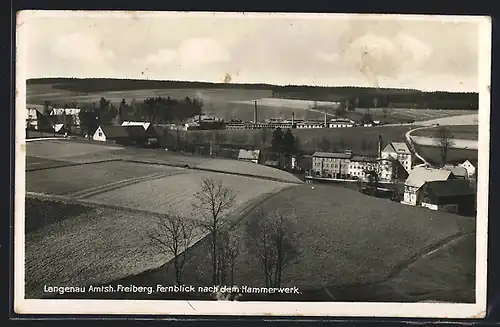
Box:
[92,127,107,142]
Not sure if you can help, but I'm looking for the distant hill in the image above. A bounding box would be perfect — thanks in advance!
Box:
[27,78,478,110]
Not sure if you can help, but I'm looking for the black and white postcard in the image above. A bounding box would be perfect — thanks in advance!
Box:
[14,11,491,317]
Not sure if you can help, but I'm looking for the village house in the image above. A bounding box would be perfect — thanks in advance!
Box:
[26,105,44,130]
[381,142,413,173]
[401,167,453,206]
[93,125,156,146]
[237,149,261,164]
[460,159,477,179]
[442,164,469,179]
[420,179,476,215]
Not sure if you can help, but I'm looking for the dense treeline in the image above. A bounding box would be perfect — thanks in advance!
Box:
[27,78,478,110]
[272,86,478,110]
[27,78,272,91]
[38,96,203,136]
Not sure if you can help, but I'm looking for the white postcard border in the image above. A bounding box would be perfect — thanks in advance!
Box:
[14,11,491,318]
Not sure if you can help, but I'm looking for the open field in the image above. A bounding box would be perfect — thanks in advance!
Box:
[84,171,293,218]
[26,156,74,170]
[27,82,477,123]
[26,139,124,161]
[413,114,479,126]
[24,196,203,298]
[26,161,183,196]
[26,139,303,183]
[411,125,478,140]
[81,183,475,302]
[414,144,478,165]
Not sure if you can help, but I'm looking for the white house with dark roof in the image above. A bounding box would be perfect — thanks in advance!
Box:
[401,167,453,206]
[381,141,413,173]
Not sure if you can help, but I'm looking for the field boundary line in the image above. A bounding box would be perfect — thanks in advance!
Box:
[120,158,304,185]
[324,231,476,299]
[26,159,122,172]
[66,171,185,199]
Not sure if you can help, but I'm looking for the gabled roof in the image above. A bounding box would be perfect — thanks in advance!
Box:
[121,121,151,130]
[461,159,477,168]
[124,126,150,138]
[312,152,353,159]
[382,142,411,155]
[238,149,260,160]
[405,167,452,189]
[98,126,129,139]
[443,165,468,178]
[425,179,476,198]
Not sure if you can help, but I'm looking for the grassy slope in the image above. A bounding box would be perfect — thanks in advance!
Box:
[24,195,209,299]
[412,125,478,140]
[26,161,180,195]
[84,171,292,217]
[414,143,478,165]
[83,184,475,302]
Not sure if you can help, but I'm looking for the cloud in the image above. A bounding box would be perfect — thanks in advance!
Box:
[132,37,231,67]
[51,33,115,62]
[339,32,433,88]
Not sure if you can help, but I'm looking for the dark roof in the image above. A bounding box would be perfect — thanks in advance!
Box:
[313,152,352,159]
[351,155,378,162]
[124,125,149,138]
[99,125,150,139]
[100,126,129,139]
[425,179,476,198]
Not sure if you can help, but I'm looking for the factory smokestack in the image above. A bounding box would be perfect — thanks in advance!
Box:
[254,101,258,123]
[324,109,328,128]
[292,112,295,126]
[378,134,383,158]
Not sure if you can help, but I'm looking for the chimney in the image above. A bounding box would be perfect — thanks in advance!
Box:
[377,134,383,158]
[324,109,328,128]
[254,101,258,123]
[292,112,295,126]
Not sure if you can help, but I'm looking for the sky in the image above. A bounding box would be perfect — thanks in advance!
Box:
[18,12,487,92]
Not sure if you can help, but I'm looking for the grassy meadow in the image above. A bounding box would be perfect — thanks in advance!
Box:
[61,183,477,302]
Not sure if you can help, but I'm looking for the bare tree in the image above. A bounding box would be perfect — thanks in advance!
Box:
[435,127,455,166]
[245,208,300,288]
[193,178,236,285]
[148,213,197,285]
[215,230,241,287]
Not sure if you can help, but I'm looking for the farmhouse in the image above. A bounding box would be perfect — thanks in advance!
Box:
[26,105,44,130]
[401,167,453,206]
[93,125,156,146]
[442,164,468,179]
[238,149,261,164]
[381,142,413,173]
[420,179,476,215]
[460,159,477,179]
[422,179,476,215]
